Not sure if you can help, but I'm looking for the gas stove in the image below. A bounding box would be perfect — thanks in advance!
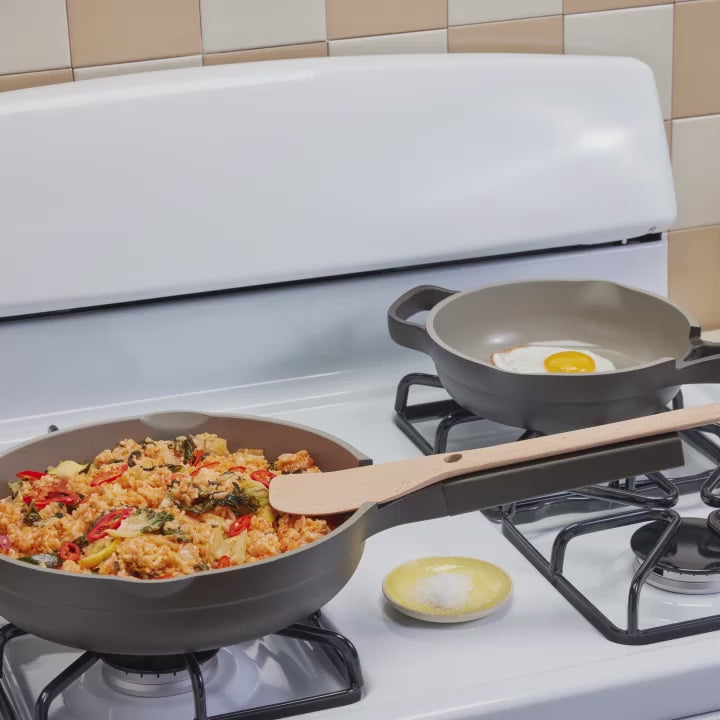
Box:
[0,51,703,720]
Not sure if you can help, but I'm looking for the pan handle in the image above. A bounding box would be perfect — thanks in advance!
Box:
[674,340,720,384]
[387,285,455,352]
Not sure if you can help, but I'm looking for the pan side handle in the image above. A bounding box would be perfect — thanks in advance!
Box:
[387,285,455,352]
[675,339,720,385]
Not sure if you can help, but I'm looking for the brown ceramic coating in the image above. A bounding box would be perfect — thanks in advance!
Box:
[388,280,720,432]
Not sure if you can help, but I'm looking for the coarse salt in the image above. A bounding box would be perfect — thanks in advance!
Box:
[410,572,473,612]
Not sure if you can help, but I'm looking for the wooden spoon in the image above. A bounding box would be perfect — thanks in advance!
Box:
[269,403,720,515]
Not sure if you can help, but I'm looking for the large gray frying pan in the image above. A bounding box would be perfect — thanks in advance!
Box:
[0,409,691,654]
[388,280,720,434]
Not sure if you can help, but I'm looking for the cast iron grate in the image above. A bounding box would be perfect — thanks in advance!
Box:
[0,612,362,720]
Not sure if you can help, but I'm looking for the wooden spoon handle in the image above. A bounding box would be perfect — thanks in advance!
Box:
[270,403,720,515]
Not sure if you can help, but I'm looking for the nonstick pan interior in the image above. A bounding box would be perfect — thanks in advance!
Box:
[429,280,693,370]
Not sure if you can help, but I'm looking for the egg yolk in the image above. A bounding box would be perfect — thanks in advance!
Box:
[544,351,596,373]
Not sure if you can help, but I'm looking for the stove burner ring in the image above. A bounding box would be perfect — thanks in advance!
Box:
[631,556,720,594]
[101,650,219,698]
[630,517,720,595]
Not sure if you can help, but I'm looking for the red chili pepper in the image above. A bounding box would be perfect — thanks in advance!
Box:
[216,555,231,568]
[86,508,132,542]
[190,461,219,478]
[90,464,128,487]
[154,573,173,580]
[15,470,44,481]
[228,516,251,537]
[44,491,80,508]
[191,449,205,466]
[59,541,81,562]
[250,469,275,488]
[23,490,80,510]
[228,465,247,472]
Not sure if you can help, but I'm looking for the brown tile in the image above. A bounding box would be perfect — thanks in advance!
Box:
[326,0,447,40]
[67,0,202,68]
[564,0,670,12]
[665,120,672,151]
[673,0,720,119]
[203,42,327,66]
[448,16,562,53]
[669,225,720,329]
[0,68,73,93]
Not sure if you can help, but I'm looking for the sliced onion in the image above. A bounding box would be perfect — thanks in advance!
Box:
[0,536,12,552]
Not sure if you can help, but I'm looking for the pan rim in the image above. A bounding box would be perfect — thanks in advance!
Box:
[0,411,373,588]
[423,278,698,377]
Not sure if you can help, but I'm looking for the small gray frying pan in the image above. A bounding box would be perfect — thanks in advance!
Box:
[0,407,711,654]
[388,280,720,433]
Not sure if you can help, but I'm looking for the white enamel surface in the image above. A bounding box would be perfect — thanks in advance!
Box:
[0,239,666,442]
[0,54,674,317]
[4,381,720,719]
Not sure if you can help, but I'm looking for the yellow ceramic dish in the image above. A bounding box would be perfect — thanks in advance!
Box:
[383,556,512,624]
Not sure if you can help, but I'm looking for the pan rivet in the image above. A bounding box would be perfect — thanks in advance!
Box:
[444,453,463,463]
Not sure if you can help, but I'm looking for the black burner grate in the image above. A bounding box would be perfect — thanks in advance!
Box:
[0,612,363,720]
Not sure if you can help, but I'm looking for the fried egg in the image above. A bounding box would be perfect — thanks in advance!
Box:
[490,345,615,374]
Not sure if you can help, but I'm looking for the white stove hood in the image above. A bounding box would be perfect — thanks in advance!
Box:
[0,54,675,317]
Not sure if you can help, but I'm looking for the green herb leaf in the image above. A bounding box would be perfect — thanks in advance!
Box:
[18,553,60,568]
[8,480,23,498]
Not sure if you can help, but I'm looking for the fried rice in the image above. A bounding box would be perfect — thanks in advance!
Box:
[0,433,333,579]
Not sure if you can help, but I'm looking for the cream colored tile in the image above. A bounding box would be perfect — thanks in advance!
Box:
[73,55,202,81]
[203,43,328,66]
[329,30,447,56]
[673,0,720,119]
[327,0,447,40]
[450,0,561,25]
[67,0,201,68]
[665,120,672,151]
[201,0,326,53]
[0,0,70,75]
[565,0,670,12]
[671,115,720,230]
[448,16,563,53]
[0,68,72,93]
[669,225,720,329]
[564,5,674,119]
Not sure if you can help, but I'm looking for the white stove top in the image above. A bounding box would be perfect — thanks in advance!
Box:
[4,370,720,720]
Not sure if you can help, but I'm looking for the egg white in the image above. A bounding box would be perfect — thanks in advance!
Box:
[490,345,615,374]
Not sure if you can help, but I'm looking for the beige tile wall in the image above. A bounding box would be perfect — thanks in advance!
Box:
[0,0,718,326]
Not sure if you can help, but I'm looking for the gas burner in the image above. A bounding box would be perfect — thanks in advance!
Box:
[0,613,363,720]
[101,650,220,698]
[631,518,720,594]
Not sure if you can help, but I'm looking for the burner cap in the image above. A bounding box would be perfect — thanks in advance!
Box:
[103,649,218,676]
[101,650,220,698]
[631,518,720,594]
